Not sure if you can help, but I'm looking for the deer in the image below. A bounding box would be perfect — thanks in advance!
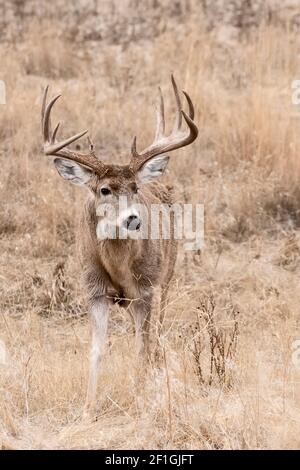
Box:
[41,76,198,416]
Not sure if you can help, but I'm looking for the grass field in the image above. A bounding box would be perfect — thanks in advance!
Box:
[1,7,300,449]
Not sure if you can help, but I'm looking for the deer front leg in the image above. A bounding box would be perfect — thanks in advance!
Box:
[83,296,109,418]
[131,292,153,361]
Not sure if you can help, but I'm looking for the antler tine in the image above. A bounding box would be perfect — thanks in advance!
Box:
[44,94,61,143]
[41,86,106,174]
[42,87,61,144]
[130,76,198,170]
[44,129,89,156]
[52,122,60,144]
[131,135,138,158]
[182,90,195,120]
[155,86,165,140]
[41,85,48,130]
[181,110,198,142]
[87,135,94,153]
[42,86,52,143]
[171,74,182,133]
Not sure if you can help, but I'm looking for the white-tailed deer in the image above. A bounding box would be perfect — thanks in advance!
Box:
[41,76,198,415]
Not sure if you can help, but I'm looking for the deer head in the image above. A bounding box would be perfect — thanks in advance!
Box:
[41,76,198,237]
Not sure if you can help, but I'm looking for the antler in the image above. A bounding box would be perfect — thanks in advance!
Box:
[130,75,198,171]
[41,86,107,175]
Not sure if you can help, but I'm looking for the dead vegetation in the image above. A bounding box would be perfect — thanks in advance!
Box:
[1,1,300,450]
[183,294,239,389]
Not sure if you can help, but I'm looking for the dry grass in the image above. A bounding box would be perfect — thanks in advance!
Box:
[1,13,300,449]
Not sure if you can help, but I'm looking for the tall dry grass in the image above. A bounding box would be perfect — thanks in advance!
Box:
[1,16,300,449]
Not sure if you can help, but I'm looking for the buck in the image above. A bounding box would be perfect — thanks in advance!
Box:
[41,76,198,415]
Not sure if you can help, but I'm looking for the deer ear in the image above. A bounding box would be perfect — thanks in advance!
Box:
[137,155,170,183]
[53,158,93,186]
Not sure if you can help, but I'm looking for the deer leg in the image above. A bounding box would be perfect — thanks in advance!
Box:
[134,309,151,359]
[132,293,153,361]
[159,284,170,335]
[83,296,109,417]
[152,284,171,364]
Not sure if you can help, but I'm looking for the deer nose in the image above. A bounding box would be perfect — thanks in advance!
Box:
[124,214,141,231]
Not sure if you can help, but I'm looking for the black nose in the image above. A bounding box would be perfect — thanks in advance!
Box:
[125,215,141,231]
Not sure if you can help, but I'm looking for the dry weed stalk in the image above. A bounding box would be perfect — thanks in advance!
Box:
[188,294,239,389]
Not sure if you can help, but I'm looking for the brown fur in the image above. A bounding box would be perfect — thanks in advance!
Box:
[81,168,177,308]
[78,164,178,415]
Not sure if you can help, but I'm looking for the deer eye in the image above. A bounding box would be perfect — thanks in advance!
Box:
[100,187,111,196]
[131,183,138,193]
